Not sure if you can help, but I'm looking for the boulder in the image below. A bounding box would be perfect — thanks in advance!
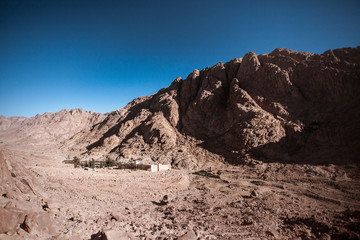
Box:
[110,211,128,222]
[0,208,24,235]
[91,230,138,240]
[20,212,57,236]
[178,229,197,240]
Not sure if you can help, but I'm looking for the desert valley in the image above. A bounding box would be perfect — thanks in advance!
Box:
[1,47,360,239]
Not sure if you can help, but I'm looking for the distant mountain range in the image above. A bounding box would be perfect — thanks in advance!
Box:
[0,109,105,150]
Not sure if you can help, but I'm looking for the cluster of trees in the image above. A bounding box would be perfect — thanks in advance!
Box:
[72,156,117,169]
[65,156,149,170]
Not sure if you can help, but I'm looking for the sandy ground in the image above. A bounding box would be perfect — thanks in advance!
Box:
[1,148,360,239]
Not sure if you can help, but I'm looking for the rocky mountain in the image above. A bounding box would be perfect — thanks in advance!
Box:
[0,109,105,150]
[64,47,360,168]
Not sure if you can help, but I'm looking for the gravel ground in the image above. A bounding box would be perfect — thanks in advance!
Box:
[1,148,360,239]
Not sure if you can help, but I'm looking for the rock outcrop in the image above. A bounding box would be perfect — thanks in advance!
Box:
[66,47,360,167]
[0,150,59,237]
[91,229,137,240]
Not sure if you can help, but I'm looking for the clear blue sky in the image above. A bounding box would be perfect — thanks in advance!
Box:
[1,0,359,117]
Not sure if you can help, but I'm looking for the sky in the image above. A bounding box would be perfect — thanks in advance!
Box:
[1,0,359,117]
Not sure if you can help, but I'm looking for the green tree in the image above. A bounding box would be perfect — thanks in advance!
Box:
[73,156,80,168]
[105,157,115,167]
[91,158,95,169]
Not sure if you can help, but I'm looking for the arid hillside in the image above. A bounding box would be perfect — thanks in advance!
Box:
[0,109,105,150]
[65,47,360,168]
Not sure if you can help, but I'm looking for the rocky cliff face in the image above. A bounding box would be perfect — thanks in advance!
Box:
[0,109,105,149]
[66,47,360,168]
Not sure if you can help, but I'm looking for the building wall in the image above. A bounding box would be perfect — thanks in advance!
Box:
[158,164,171,171]
[150,165,158,172]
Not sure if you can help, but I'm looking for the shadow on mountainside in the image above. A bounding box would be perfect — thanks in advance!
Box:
[196,117,360,166]
[250,138,360,166]
[86,98,153,152]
